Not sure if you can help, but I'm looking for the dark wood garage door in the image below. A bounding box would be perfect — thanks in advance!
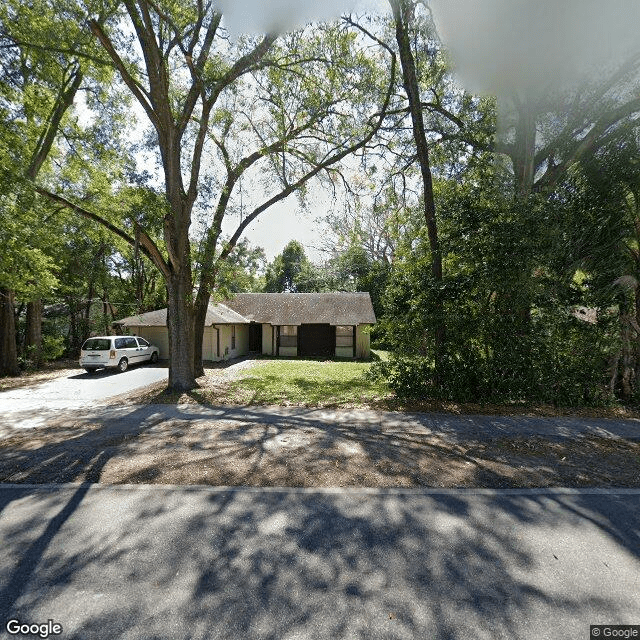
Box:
[298,324,335,357]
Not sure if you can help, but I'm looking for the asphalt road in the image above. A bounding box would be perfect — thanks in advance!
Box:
[0,484,638,640]
[0,366,168,430]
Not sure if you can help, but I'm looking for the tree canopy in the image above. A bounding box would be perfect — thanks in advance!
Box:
[2,1,640,408]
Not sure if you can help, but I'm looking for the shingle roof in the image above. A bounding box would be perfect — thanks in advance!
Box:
[224,292,376,326]
[115,303,249,327]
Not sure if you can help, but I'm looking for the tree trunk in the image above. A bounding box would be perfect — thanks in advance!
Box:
[193,267,219,377]
[512,96,537,197]
[390,0,445,374]
[620,313,633,401]
[0,288,20,376]
[166,270,197,392]
[25,299,43,367]
[68,305,77,357]
[193,293,209,378]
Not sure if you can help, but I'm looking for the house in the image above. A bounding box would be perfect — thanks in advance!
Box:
[114,303,250,362]
[114,292,376,360]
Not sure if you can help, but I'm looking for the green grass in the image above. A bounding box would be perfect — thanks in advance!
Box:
[214,358,392,407]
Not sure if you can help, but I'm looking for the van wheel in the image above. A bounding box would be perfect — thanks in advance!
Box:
[150,351,158,364]
[118,358,128,373]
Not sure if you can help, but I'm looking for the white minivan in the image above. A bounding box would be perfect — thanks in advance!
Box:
[79,336,160,373]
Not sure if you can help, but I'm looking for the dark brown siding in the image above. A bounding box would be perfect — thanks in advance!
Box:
[299,324,335,357]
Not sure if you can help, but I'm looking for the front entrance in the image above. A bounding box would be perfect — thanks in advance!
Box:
[249,322,262,353]
[298,324,335,358]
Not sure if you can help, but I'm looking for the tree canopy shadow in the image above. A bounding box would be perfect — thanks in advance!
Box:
[0,485,638,639]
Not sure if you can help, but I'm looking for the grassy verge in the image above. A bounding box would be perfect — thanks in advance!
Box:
[127,356,640,418]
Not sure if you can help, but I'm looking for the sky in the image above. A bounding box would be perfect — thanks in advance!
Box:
[217,0,640,261]
[220,187,336,263]
[91,0,640,264]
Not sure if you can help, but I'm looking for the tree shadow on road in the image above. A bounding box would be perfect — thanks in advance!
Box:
[0,485,637,639]
[0,405,639,637]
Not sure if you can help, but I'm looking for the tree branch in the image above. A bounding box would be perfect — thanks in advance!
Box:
[35,187,170,278]
[88,19,161,132]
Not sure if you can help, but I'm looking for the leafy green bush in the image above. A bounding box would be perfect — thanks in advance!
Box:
[42,335,65,361]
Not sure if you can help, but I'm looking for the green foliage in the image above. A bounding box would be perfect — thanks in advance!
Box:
[372,174,627,407]
[213,239,266,297]
[264,240,326,292]
[41,334,65,361]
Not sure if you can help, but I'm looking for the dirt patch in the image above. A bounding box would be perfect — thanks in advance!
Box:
[122,357,258,406]
[0,360,80,391]
[1,416,638,488]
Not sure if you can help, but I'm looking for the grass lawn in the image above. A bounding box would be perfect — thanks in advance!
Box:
[196,358,393,407]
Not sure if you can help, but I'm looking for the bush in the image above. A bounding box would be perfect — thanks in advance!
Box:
[370,311,616,407]
[42,335,65,361]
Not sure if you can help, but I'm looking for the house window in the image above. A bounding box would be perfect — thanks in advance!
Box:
[336,325,354,348]
[280,325,297,348]
[231,325,236,350]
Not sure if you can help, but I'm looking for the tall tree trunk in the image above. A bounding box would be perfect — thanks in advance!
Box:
[390,0,445,374]
[193,268,218,377]
[166,270,197,391]
[68,305,77,357]
[25,299,43,367]
[102,292,111,335]
[0,288,20,376]
[193,293,209,378]
[512,95,537,197]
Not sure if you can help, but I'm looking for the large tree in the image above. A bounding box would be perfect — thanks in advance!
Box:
[33,4,395,388]
[0,0,109,373]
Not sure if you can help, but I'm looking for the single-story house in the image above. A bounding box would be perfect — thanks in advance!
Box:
[114,292,375,361]
[114,303,250,362]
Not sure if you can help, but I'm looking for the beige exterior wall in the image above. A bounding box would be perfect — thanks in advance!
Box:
[214,324,249,360]
[262,324,274,355]
[128,324,249,361]
[130,326,169,359]
[202,326,216,360]
[128,321,371,360]
[356,324,371,358]
[335,325,370,358]
[236,324,249,357]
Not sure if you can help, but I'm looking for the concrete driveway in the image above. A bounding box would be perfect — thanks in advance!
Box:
[0,484,638,639]
[0,365,168,429]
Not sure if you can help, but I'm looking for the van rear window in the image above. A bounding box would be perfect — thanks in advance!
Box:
[82,338,111,351]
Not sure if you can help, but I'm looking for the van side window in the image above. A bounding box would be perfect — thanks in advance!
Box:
[124,337,138,348]
[137,338,149,347]
[115,338,126,349]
